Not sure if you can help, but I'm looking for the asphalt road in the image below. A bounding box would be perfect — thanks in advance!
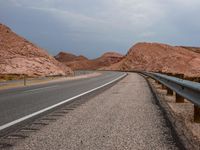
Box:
[12,73,179,150]
[0,71,125,131]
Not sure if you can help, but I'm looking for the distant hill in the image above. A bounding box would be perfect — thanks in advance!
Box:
[105,42,200,77]
[55,52,88,63]
[0,23,73,78]
[180,46,200,54]
[55,52,124,70]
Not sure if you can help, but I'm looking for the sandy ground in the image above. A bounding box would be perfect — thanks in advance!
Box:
[149,78,200,149]
[0,72,101,90]
[10,73,178,150]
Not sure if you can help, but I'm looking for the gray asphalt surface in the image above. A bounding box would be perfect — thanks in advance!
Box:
[12,73,179,150]
[0,71,125,128]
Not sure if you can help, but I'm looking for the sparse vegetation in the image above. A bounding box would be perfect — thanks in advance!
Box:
[0,74,25,81]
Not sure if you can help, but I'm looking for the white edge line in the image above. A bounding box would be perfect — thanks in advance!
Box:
[0,73,127,131]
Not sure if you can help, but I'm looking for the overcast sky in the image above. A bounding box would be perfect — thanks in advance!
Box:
[0,0,200,58]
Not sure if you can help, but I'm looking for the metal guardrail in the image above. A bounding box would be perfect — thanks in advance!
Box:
[139,71,200,123]
[143,72,200,106]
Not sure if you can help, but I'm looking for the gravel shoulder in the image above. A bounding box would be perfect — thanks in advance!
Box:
[11,73,179,150]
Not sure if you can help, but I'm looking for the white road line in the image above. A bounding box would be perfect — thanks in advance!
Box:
[0,73,127,131]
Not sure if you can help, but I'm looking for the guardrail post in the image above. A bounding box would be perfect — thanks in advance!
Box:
[194,105,200,123]
[175,93,184,103]
[162,84,166,89]
[166,87,173,95]
[155,80,159,84]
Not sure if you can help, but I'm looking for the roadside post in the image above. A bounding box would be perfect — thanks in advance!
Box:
[24,75,27,86]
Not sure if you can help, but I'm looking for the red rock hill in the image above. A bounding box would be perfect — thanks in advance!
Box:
[55,52,124,70]
[106,42,200,77]
[0,23,73,77]
[55,52,88,62]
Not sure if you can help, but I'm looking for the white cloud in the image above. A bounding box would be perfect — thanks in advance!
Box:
[6,0,166,32]
[6,0,196,35]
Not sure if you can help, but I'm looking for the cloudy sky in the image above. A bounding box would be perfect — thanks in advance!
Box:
[0,0,200,58]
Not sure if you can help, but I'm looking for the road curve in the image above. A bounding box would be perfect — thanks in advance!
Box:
[12,73,179,150]
[0,71,126,132]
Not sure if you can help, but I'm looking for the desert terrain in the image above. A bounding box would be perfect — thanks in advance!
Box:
[1,23,200,80]
[0,23,73,80]
[0,23,200,150]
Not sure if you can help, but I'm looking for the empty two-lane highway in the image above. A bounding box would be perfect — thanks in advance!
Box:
[0,71,126,131]
[12,73,180,150]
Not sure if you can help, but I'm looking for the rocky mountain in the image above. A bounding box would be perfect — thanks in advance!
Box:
[0,23,73,78]
[55,52,124,70]
[105,42,200,77]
